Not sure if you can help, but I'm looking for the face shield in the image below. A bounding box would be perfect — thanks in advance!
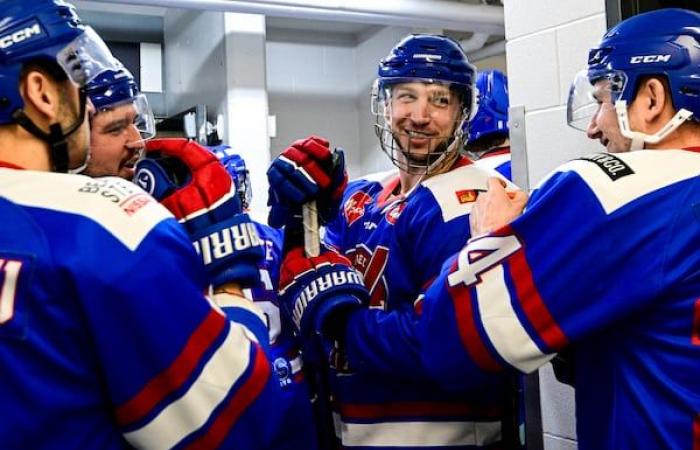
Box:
[566,69,627,131]
[567,68,694,150]
[371,78,473,175]
[56,26,122,88]
[93,93,156,141]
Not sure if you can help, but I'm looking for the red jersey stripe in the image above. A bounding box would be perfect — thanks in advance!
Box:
[116,310,228,426]
[183,344,271,450]
[508,247,568,351]
[447,265,503,372]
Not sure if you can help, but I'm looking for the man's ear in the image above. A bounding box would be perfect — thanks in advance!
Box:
[20,70,61,123]
[638,77,670,124]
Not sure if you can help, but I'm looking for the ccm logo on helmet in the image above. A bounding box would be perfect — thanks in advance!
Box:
[629,54,671,64]
[0,22,43,50]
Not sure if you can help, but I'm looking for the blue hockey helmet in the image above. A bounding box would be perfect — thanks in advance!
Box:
[371,34,478,174]
[209,145,252,210]
[467,69,509,144]
[0,0,121,172]
[567,8,700,148]
[86,67,156,141]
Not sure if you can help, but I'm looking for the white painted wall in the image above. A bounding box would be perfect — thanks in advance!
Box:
[223,13,271,221]
[502,1,608,449]
[266,30,363,178]
[164,9,227,116]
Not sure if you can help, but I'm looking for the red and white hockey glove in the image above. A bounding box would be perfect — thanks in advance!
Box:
[267,135,347,229]
[278,247,368,342]
[134,138,264,288]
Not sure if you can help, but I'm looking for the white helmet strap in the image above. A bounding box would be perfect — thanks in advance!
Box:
[615,100,694,150]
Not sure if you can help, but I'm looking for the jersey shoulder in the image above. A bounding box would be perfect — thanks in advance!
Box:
[474,153,511,172]
[1,169,173,251]
[539,150,700,214]
[345,168,399,197]
[417,160,514,222]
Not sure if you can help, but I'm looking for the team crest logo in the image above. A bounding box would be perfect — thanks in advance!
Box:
[385,202,406,224]
[344,191,373,226]
[455,189,478,204]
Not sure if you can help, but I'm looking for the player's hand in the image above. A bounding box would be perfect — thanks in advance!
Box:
[278,247,368,342]
[470,177,528,236]
[267,135,347,229]
[134,138,265,288]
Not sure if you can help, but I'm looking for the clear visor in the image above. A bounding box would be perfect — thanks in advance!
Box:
[566,69,627,131]
[94,93,156,141]
[57,26,123,87]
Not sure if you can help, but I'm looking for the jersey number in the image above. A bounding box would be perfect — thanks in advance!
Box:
[447,235,521,288]
[0,258,23,324]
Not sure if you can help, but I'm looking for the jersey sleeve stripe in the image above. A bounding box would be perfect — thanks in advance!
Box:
[446,269,503,372]
[181,345,271,450]
[122,322,256,449]
[334,419,502,447]
[474,264,555,373]
[116,309,227,426]
[508,247,569,351]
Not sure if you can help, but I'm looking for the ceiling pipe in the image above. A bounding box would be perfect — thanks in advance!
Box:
[460,33,490,53]
[88,0,505,34]
[467,39,505,62]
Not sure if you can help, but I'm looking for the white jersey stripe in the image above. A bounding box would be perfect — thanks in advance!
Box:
[123,325,253,449]
[335,417,502,447]
[421,164,516,222]
[543,150,700,215]
[0,170,171,251]
[475,265,555,373]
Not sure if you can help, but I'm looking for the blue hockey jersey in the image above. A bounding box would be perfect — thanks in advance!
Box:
[323,158,514,449]
[0,167,284,450]
[246,222,318,450]
[473,148,511,181]
[421,149,700,450]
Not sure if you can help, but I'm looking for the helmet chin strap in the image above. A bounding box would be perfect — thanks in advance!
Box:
[11,89,91,174]
[615,100,693,151]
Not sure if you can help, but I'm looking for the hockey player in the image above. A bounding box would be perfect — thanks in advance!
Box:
[209,145,319,450]
[0,1,283,448]
[267,35,517,448]
[416,8,700,450]
[465,69,512,180]
[85,66,155,179]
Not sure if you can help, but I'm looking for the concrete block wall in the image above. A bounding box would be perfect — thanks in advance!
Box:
[502,1,608,448]
[504,0,606,187]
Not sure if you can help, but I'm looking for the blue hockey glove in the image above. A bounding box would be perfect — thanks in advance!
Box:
[134,138,264,288]
[278,247,368,342]
[267,135,347,229]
